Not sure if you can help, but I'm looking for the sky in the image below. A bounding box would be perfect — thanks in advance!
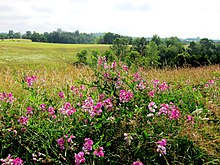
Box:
[1,0,220,39]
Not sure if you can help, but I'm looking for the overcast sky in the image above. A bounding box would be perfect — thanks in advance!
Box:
[1,0,220,39]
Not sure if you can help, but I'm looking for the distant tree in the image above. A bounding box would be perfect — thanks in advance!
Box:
[132,37,148,56]
[13,32,21,39]
[8,30,14,39]
[102,32,121,44]
[151,34,163,45]
[111,38,129,61]
[22,31,32,39]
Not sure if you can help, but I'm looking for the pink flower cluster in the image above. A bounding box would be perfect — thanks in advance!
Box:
[119,90,134,103]
[26,106,33,115]
[158,103,181,120]
[59,102,76,116]
[57,135,75,150]
[82,97,113,117]
[82,138,93,154]
[153,80,169,91]
[0,154,23,165]
[75,152,85,165]
[58,92,65,99]
[25,75,37,87]
[74,138,104,165]
[157,138,167,156]
[18,116,29,125]
[0,92,15,103]
[133,161,144,165]
[48,106,56,118]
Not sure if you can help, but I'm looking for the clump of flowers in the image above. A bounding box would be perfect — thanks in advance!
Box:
[158,103,180,120]
[25,75,37,87]
[157,138,167,156]
[57,135,75,150]
[48,106,56,118]
[58,92,65,99]
[159,82,169,91]
[59,102,76,116]
[119,90,134,103]
[94,147,104,157]
[0,92,15,103]
[18,116,29,125]
[26,106,33,115]
[82,138,93,154]
[75,151,85,165]
[0,154,23,165]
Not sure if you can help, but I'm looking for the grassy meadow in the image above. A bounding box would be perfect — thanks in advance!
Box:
[0,40,220,164]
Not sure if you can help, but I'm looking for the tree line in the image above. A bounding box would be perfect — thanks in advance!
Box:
[76,35,220,68]
[0,29,133,44]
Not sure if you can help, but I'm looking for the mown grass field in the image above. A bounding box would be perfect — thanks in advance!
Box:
[0,39,110,67]
[0,40,220,164]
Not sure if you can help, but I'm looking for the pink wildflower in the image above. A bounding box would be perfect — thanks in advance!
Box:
[159,82,169,91]
[40,103,46,112]
[67,135,76,143]
[133,161,144,165]
[111,61,117,69]
[82,138,93,154]
[153,79,160,88]
[57,138,65,150]
[18,116,29,125]
[12,157,23,165]
[148,90,155,98]
[59,102,76,116]
[26,106,33,115]
[148,102,157,112]
[119,90,134,103]
[48,106,56,117]
[99,93,105,101]
[122,64,128,72]
[208,79,214,85]
[0,154,23,165]
[157,139,166,146]
[25,75,37,87]
[93,102,103,115]
[103,98,113,110]
[187,115,194,124]
[94,147,104,157]
[169,106,180,120]
[58,92,65,99]
[75,151,86,165]
[157,138,167,156]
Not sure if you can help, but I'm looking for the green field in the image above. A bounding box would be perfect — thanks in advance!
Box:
[0,39,110,67]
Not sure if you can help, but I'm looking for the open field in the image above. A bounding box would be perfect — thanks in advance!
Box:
[0,39,110,67]
[0,40,220,164]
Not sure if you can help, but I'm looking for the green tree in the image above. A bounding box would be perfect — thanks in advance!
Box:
[111,38,129,61]
[145,41,160,67]
[132,37,148,56]
[8,30,14,39]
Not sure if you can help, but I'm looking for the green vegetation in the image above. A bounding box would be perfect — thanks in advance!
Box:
[0,40,109,67]
[0,41,219,164]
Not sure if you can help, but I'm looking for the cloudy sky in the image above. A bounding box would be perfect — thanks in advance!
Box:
[1,0,220,39]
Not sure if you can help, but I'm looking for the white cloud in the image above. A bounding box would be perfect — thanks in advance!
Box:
[0,0,220,39]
